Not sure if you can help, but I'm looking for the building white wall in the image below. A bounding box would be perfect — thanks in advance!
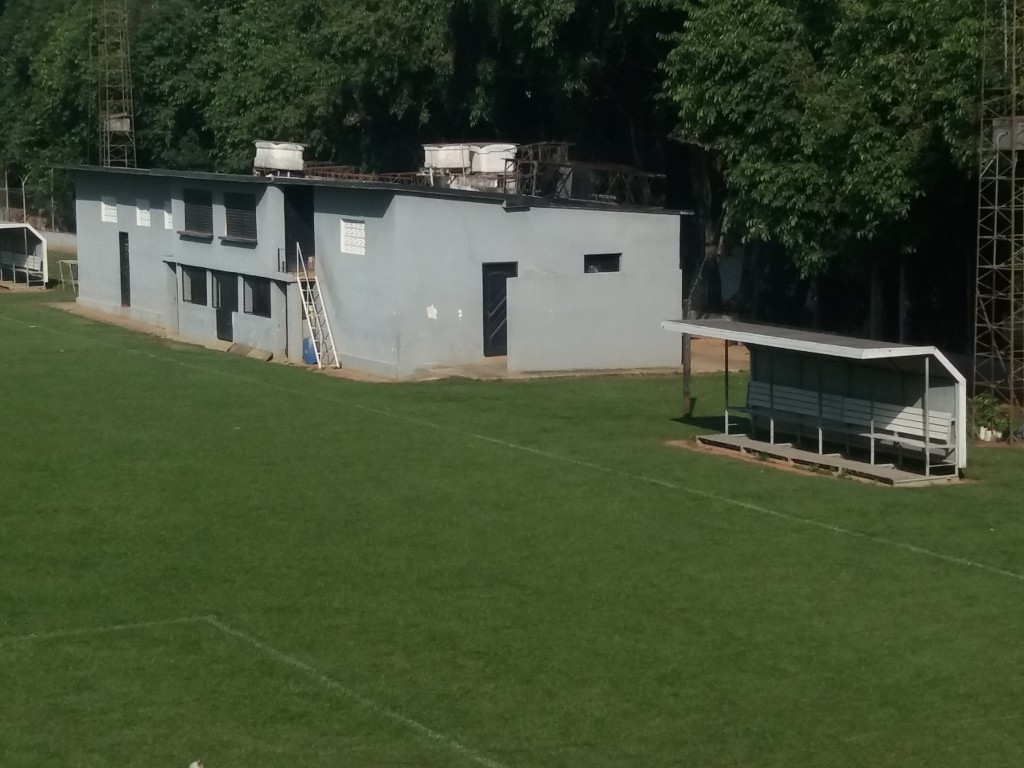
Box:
[507,271,683,372]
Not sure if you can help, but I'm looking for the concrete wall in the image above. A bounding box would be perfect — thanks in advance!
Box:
[75,171,296,361]
[75,169,683,375]
[313,187,400,377]
[41,230,77,253]
[389,196,682,376]
[507,271,683,371]
[391,195,523,377]
[75,173,177,327]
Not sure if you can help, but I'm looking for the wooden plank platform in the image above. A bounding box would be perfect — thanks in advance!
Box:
[696,433,959,487]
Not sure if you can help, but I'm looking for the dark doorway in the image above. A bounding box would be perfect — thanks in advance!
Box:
[212,271,238,342]
[118,232,130,307]
[482,262,518,357]
[284,186,315,271]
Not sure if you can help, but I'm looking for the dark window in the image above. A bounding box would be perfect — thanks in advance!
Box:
[243,276,272,318]
[182,266,207,305]
[584,253,621,273]
[224,193,258,242]
[211,271,238,310]
[182,189,213,236]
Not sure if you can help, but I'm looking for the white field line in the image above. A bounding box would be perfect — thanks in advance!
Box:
[4,312,1024,586]
[0,609,507,768]
[0,615,206,646]
[201,616,508,768]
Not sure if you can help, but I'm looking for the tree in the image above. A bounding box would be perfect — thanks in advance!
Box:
[663,0,981,276]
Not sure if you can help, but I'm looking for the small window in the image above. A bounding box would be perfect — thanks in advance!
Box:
[224,192,257,242]
[182,189,213,236]
[163,203,174,230]
[101,196,117,224]
[182,266,207,305]
[341,219,366,255]
[584,253,621,273]
[243,276,272,318]
[136,198,151,227]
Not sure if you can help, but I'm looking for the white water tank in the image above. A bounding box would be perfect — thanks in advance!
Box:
[422,143,474,170]
[472,143,517,173]
[254,141,305,173]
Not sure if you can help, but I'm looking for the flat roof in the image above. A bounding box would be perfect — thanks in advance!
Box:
[66,164,688,216]
[662,318,944,362]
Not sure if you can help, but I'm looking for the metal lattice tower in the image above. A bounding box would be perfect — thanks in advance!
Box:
[98,0,136,168]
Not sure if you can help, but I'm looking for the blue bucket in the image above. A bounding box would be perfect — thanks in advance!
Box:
[302,338,318,365]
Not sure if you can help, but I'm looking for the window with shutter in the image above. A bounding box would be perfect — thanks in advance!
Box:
[243,276,272,318]
[182,189,213,236]
[224,193,258,243]
[182,266,208,305]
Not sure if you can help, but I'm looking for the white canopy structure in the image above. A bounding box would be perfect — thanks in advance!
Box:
[0,222,48,285]
[663,319,968,480]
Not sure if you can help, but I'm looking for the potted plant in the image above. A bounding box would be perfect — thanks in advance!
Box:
[973,392,1010,441]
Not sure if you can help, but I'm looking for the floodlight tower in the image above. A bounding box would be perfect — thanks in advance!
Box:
[98,0,136,168]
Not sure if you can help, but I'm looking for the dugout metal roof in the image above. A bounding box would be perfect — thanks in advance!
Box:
[661,318,965,381]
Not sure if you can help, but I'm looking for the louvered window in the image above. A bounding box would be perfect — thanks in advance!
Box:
[182,266,207,305]
[224,193,258,242]
[341,219,366,255]
[182,189,213,236]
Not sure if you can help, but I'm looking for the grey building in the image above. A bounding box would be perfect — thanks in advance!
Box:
[71,165,684,378]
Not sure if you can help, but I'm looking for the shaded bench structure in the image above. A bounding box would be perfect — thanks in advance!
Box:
[662,319,967,484]
[0,223,48,286]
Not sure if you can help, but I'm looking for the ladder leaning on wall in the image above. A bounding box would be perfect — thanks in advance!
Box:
[296,244,339,369]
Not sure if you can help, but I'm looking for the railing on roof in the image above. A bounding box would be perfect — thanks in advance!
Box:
[301,142,666,208]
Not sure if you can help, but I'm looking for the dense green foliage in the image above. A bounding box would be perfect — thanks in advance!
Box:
[0,0,681,174]
[663,0,981,273]
[0,0,986,336]
[3,290,1024,767]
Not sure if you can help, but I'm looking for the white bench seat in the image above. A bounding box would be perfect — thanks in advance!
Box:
[740,380,955,472]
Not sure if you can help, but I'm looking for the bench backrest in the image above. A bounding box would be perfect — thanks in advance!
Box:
[1,249,43,271]
[746,380,952,442]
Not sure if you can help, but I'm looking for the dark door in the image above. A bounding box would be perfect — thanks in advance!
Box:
[118,232,130,307]
[212,272,237,342]
[284,186,315,271]
[482,262,518,357]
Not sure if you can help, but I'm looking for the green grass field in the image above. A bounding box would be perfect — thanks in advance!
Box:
[2,290,1024,768]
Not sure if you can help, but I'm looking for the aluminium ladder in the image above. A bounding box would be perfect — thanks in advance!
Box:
[296,245,339,369]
